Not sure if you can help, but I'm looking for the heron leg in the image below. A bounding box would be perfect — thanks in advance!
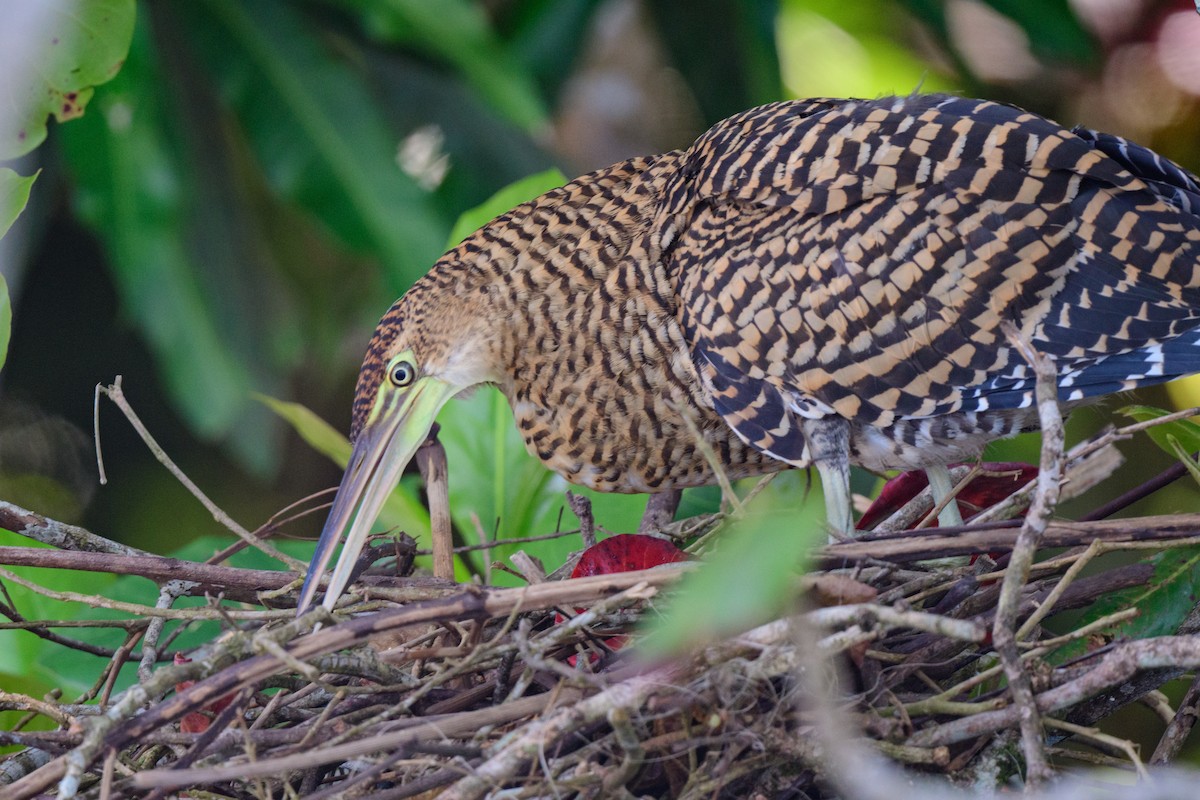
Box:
[639,489,682,534]
[925,463,964,527]
[801,417,854,536]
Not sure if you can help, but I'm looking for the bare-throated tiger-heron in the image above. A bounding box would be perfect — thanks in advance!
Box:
[297,93,1200,613]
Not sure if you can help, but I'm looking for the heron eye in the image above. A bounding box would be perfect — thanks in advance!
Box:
[390,361,416,387]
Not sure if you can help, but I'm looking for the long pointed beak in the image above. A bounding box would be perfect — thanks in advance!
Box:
[296,377,457,614]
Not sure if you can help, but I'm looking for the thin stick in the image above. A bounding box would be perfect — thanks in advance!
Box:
[93,383,108,485]
[992,323,1059,789]
[416,424,454,581]
[96,378,305,571]
[1151,671,1200,764]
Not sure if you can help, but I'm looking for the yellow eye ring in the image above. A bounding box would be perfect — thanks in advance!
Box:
[390,361,416,387]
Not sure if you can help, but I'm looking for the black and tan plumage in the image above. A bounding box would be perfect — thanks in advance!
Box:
[298,93,1200,612]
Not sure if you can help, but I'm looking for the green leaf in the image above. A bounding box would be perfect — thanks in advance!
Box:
[435,387,573,579]
[640,473,827,656]
[257,394,431,545]
[446,167,569,248]
[777,0,961,101]
[1050,546,1200,665]
[0,168,38,240]
[1119,405,1200,457]
[329,0,548,132]
[255,394,351,465]
[179,0,448,294]
[0,0,136,159]
[0,268,10,374]
[1166,435,1200,490]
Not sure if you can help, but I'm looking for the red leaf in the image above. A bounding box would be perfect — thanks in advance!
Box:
[570,534,689,578]
[857,463,1037,530]
[559,535,688,664]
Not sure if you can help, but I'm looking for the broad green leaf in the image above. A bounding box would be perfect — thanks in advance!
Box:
[640,473,827,656]
[180,0,448,294]
[1049,546,1200,665]
[256,394,432,545]
[0,168,38,240]
[1119,406,1200,457]
[446,167,569,248]
[0,0,135,159]
[329,0,548,132]
[0,528,125,694]
[436,387,571,578]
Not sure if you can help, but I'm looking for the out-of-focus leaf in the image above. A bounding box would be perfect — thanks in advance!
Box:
[256,394,352,465]
[777,1,960,100]
[180,0,447,294]
[983,0,1095,64]
[58,24,252,442]
[1050,547,1200,665]
[0,271,10,373]
[446,167,567,247]
[0,168,38,240]
[1119,406,1200,457]
[328,0,547,132]
[1167,374,1200,411]
[647,0,782,124]
[0,0,135,159]
[898,0,1095,70]
[256,394,431,544]
[496,0,604,102]
[640,482,826,656]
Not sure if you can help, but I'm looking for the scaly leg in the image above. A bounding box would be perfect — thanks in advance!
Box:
[639,489,682,534]
[802,417,854,536]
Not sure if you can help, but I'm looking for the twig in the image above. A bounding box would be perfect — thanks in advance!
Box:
[140,582,192,682]
[992,325,1061,789]
[0,501,142,555]
[1150,671,1200,764]
[415,423,454,581]
[1042,718,1148,779]
[566,492,596,548]
[0,566,290,620]
[130,689,579,790]
[1015,539,1102,640]
[817,513,1200,566]
[96,378,305,571]
[909,635,1200,748]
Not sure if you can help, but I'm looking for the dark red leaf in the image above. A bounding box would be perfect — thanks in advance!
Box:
[857,463,1037,530]
[570,533,689,578]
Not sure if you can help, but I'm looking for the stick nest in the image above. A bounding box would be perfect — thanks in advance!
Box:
[4,410,1200,799]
